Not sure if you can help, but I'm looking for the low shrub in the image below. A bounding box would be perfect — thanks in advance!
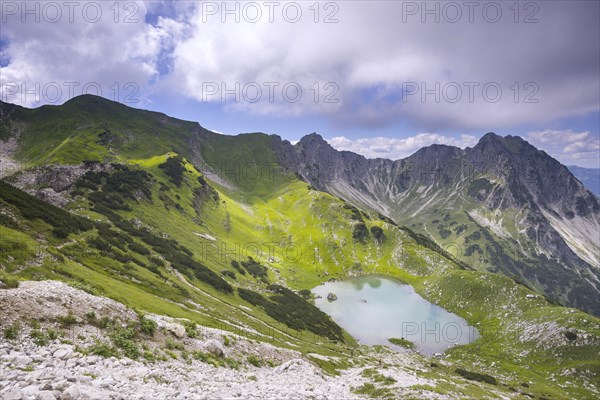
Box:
[0,272,19,289]
[455,368,497,385]
[240,257,268,279]
[388,337,415,349]
[57,312,77,328]
[3,322,21,340]
[89,340,119,358]
[230,260,246,275]
[238,285,343,342]
[30,329,49,346]
[247,355,262,367]
[109,324,141,359]
[352,223,369,243]
[159,156,187,187]
[138,315,158,336]
[221,270,236,280]
[370,226,385,244]
[184,321,198,338]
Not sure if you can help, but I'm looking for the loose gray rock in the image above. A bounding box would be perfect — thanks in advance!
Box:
[38,392,58,400]
[53,348,73,360]
[60,385,80,400]
[202,339,225,358]
[165,322,186,338]
[2,389,24,400]
[20,385,40,398]
[0,280,435,399]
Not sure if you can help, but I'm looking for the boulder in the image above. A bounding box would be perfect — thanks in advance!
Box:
[2,389,24,400]
[20,385,40,398]
[202,339,225,358]
[38,391,58,400]
[53,347,73,360]
[165,323,186,338]
[60,385,107,400]
[60,385,80,400]
[14,355,33,366]
[327,293,337,301]
[274,359,305,374]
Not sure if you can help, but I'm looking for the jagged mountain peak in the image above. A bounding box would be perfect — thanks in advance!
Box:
[296,132,332,150]
[473,132,541,158]
[473,131,513,153]
[466,132,596,212]
[479,131,501,141]
[408,143,464,162]
[299,132,325,141]
[294,132,340,162]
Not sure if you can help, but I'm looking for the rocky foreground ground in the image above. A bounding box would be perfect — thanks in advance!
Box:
[1,342,357,400]
[0,281,436,400]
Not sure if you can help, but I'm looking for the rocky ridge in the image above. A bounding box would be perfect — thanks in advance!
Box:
[270,133,600,316]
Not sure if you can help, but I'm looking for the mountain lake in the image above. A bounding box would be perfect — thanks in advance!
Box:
[312,275,479,355]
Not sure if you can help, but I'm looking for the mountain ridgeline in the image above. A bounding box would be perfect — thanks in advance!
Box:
[274,132,600,316]
[568,165,600,197]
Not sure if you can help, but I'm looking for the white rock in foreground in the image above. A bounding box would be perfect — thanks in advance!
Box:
[0,281,437,399]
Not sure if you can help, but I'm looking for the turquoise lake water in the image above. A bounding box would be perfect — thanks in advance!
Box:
[312,275,479,355]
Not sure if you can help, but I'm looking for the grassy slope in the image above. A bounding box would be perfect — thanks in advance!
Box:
[7,95,197,166]
[1,96,599,398]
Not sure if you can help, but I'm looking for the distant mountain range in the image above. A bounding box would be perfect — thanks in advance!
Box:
[275,132,600,316]
[568,165,600,197]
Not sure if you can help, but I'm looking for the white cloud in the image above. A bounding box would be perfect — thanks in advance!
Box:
[155,1,600,130]
[525,130,600,167]
[0,1,598,133]
[327,133,478,160]
[327,130,600,167]
[0,1,164,107]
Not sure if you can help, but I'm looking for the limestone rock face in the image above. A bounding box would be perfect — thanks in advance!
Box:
[271,132,600,316]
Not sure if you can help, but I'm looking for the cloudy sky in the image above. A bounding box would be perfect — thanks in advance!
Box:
[1,1,598,167]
